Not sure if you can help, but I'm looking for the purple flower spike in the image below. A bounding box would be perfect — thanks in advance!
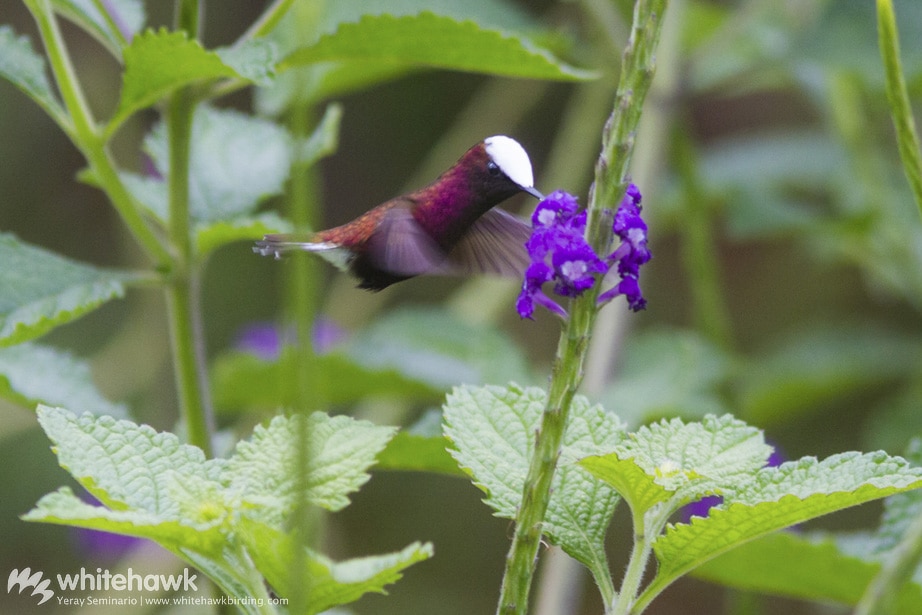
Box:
[516,184,651,319]
[598,183,650,310]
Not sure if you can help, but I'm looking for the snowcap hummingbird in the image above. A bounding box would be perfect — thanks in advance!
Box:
[254,135,543,291]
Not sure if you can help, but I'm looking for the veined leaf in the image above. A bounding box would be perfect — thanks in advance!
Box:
[443,384,624,573]
[649,452,922,595]
[282,12,595,81]
[238,518,433,615]
[0,234,139,347]
[691,531,922,613]
[32,405,225,513]
[227,412,396,518]
[0,342,127,417]
[580,415,772,515]
[110,30,277,133]
[128,105,292,227]
[0,26,66,125]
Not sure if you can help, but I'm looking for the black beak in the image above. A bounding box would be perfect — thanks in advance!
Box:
[524,186,544,200]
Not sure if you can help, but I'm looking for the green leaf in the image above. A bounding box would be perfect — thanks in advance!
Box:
[596,328,732,427]
[282,12,594,81]
[376,411,463,476]
[443,384,624,572]
[649,452,922,596]
[294,102,343,167]
[24,486,228,555]
[214,39,277,85]
[228,412,396,517]
[0,26,66,124]
[195,212,292,259]
[24,407,417,611]
[52,0,145,59]
[33,405,225,512]
[580,415,772,515]
[376,432,462,476]
[0,234,138,347]
[691,531,922,613]
[0,342,127,417]
[347,307,533,389]
[111,30,276,133]
[239,518,433,615]
[212,350,440,411]
[132,105,292,225]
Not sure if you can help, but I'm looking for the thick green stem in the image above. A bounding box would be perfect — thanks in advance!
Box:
[496,2,669,613]
[164,0,212,456]
[497,301,595,615]
[877,0,922,221]
[285,102,325,615]
[164,85,213,456]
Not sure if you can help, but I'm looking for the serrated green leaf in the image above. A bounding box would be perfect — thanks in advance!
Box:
[282,12,594,82]
[347,307,533,389]
[228,412,396,517]
[214,39,277,85]
[212,350,440,411]
[52,0,145,59]
[0,342,127,417]
[196,212,292,259]
[238,518,432,615]
[581,415,772,515]
[0,26,66,125]
[111,31,276,133]
[133,105,292,225]
[691,531,922,613]
[23,486,227,554]
[34,405,225,513]
[649,452,922,595]
[443,383,624,572]
[0,234,139,347]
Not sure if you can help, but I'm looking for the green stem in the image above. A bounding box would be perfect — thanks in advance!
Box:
[237,0,298,44]
[855,507,922,615]
[25,0,172,268]
[877,0,922,221]
[615,502,674,615]
[497,303,594,615]
[495,2,669,613]
[285,101,325,615]
[164,85,213,456]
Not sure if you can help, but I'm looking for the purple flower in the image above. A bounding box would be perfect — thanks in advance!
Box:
[235,318,346,358]
[516,185,650,319]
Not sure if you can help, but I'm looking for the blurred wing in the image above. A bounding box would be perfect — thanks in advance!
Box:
[365,206,449,276]
[444,208,531,276]
[254,234,353,272]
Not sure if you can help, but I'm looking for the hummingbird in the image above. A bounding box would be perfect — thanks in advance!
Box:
[254,135,543,291]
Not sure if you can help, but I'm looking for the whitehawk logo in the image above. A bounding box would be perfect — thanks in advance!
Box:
[7,568,54,605]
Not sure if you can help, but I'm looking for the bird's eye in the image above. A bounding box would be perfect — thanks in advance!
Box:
[487,161,502,176]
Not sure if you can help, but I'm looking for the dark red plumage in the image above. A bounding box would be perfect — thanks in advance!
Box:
[255,136,541,291]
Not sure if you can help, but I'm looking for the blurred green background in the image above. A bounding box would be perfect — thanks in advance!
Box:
[3,0,922,613]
